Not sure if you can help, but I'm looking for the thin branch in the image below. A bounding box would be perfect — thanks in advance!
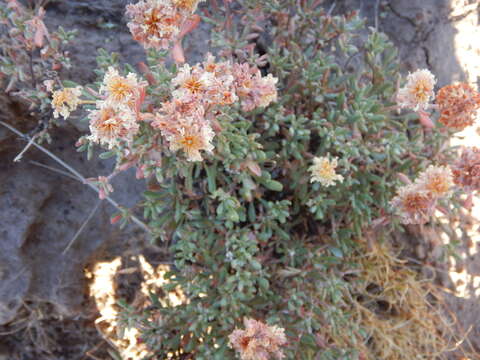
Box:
[29,160,79,181]
[0,120,152,235]
[327,2,336,16]
[14,133,38,162]
[62,200,102,255]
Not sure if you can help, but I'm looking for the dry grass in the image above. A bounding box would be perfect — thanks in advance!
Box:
[345,240,475,360]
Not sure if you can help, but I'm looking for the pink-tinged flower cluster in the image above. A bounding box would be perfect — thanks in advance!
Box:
[391,165,453,224]
[391,184,435,225]
[172,63,215,98]
[153,90,215,162]
[416,165,453,197]
[152,54,278,161]
[125,0,203,50]
[451,147,480,191]
[166,119,214,161]
[88,103,139,149]
[232,63,278,112]
[436,83,480,131]
[396,69,436,111]
[229,318,287,360]
[100,67,146,110]
[87,67,146,149]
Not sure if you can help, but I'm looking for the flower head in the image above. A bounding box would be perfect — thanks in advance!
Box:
[415,165,453,197]
[436,82,480,131]
[256,73,278,108]
[100,67,146,107]
[229,318,287,360]
[153,94,205,134]
[396,69,436,111]
[125,0,182,50]
[232,63,278,111]
[451,146,480,191]
[309,156,344,187]
[196,54,238,106]
[51,86,82,119]
[390,183,436,225]
[88,103,139,149]
[172,63,214,97]
[166,121,214,161]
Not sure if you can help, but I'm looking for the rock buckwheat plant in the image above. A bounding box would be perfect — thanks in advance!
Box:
[2,0,478,359]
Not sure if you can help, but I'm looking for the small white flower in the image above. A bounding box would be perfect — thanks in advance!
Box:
[309,156,344,187]
[100,67,144,106]
[167,120,214,161]
[51,86,82,119]
[396,69,436,111]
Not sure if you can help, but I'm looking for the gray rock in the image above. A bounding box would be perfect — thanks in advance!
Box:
[0,124,145,324]
[332,0,466,86]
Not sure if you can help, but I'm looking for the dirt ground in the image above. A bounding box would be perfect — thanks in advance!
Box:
[1,0,480,359]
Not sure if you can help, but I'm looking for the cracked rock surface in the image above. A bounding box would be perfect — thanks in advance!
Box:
[335,0,470,86]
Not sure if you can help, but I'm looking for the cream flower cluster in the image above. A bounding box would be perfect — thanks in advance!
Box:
[125,0,203,50]
[88,104,139,149]
[396,69,436,111]
[51,86,82,119]
[88,67,146,149]
[153,53,278,161]
[309,155,344,187]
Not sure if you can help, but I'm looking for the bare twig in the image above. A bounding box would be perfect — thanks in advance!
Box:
[62,200,102,255]
[0,120,151,235]
[327,2,336,16]
[14,133,38,162]
[29,160,79,181]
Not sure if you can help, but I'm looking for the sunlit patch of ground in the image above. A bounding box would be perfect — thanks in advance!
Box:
[437,3,480,356]
[447,0,480,300]
[86,255,184,359]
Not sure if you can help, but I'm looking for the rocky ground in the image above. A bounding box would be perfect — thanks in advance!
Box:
[1,0,480,359]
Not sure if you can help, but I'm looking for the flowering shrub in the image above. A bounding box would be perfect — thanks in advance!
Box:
[1,0,478,359]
